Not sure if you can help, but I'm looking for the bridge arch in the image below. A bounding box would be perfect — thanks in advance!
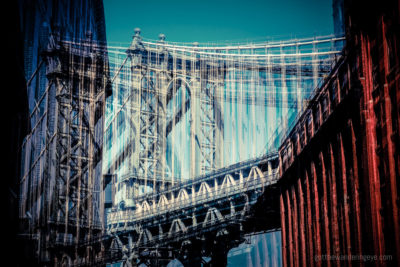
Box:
[137,229,153,246]
[158,194,169,208]
[140,200,151,214]
[220,174,236,194]
[247,166,264,182]
[203,207,224,227]
[168,219,187,237]
[198,182,212,199]
[177,189,189,204]
[166,76,193,95]
[110,235,123,251]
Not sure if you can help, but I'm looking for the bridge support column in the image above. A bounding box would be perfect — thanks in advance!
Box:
[179,239,202,267]
[209,230,231,267]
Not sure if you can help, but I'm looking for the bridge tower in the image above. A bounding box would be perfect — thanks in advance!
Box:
[22,30,109,265]
[107,29,225,204]
[103,32,343,266]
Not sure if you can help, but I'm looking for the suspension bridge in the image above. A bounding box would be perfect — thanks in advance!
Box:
[94,30,344,266]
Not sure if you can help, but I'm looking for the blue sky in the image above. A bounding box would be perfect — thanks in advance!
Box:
[104,0,334,44]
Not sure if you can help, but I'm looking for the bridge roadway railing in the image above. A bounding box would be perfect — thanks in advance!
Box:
[107,170,279,229]
[106,154,279,231]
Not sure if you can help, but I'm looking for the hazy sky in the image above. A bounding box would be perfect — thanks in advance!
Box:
[104,0,334,44]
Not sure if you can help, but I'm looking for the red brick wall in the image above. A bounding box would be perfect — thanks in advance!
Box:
[278,0,400,266]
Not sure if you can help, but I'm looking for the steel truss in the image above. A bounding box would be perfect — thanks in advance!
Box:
[101,31,344,266]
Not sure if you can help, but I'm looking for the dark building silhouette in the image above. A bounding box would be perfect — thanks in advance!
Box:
[4,1,31,265]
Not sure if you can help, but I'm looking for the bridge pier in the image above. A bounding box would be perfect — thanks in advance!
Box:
[208,228,242,267]
[209,238,230,266]
[175,228,244,267]
[178,239,203,267]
